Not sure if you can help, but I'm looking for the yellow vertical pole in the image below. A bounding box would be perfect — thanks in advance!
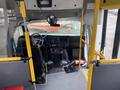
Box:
[87,0,100,90]
[20,1,26,18]
[79,0,85,68]
[20,0,36,83]
[88,0,100,63]
[24,32,36,82]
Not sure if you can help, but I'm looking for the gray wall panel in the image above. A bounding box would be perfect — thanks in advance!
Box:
[25,0,83,10]
[0,61,31,87]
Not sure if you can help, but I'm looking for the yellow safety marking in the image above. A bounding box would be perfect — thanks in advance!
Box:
[20,0,27,18]
[81,69,88,81]
[0,57,21,62]
[25,32,36,82]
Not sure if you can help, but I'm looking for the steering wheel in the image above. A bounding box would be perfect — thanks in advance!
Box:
[31,33,44,47]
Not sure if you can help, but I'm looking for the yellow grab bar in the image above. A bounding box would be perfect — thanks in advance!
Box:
[0,57,21,62]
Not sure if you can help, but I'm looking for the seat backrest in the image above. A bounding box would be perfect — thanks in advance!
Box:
[16,36,28,57]
[92,63,120,90]
[0,61,31,87]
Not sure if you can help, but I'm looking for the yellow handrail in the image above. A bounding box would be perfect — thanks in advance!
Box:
[0,57,21,62]
[100,59,120,64]
[79,0,85,68]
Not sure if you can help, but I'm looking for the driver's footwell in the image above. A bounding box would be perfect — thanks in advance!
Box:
[36,69,87,90]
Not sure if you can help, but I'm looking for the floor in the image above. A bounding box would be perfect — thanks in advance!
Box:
[36,69,87,90]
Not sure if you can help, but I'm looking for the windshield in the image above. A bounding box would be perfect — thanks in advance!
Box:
[28,17,80,36]
[14,17,80,46]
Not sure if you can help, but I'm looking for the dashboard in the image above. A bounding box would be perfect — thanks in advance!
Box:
[44,36,79,48]
[41,36,81,63]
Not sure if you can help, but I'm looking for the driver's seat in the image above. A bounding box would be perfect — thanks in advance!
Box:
[16,36,28,57]
[16,36,46,84]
